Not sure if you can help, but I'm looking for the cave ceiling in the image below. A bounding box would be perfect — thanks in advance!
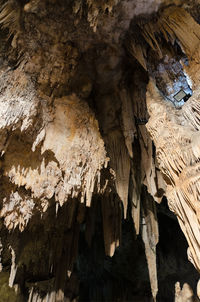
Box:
[0,0,200,301]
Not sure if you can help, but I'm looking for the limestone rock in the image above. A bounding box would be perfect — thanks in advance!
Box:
[0,0,199,301]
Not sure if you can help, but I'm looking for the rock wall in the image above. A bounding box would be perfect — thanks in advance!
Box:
[0,0,200,301]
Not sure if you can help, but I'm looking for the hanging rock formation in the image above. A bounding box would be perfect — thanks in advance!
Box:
[0,0,200,301]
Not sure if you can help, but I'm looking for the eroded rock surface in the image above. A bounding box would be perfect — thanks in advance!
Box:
[0,0,200,301]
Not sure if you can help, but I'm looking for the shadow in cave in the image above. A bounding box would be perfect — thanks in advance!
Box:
[77,197,152,302]
[77,195,200,302]
[156,199,200,302]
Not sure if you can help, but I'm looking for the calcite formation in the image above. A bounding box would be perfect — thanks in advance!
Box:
[0,0,200,301]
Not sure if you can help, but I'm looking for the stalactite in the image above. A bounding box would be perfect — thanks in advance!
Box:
[146,76,200,272]
[159,7,200,62]
[84,199,97,247]
[139,125,157,201]
[128,41,147,71]
[128,6,200,75]
[141,187,159,301]
[197,279,200,300]
[120,88,136,159]
[0,0,199,300]
[0,0,21,44]
[73,0,119,31]
[175,282,197,302]
[9,246,17,288]
[127,5,200,280]
[0,89,108,232]
[105,130,130,219]
[101,193,122,256]
[129,170,141,235]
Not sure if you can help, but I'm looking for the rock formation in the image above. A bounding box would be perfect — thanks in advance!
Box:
[0,0,200,301]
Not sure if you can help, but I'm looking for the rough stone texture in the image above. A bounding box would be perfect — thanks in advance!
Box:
[0,0,200,301]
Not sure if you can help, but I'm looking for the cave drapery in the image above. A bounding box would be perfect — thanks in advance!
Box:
[0,0,200,301]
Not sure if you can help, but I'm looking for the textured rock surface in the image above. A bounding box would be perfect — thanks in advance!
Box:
[0,0,200,301]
